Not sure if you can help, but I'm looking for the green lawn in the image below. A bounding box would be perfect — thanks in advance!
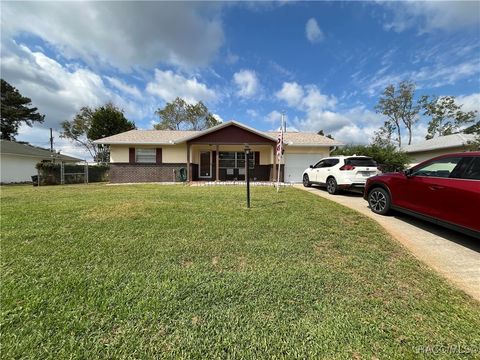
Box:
[1,184,479,359]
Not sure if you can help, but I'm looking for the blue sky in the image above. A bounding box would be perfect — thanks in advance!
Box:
[1,1,479,159]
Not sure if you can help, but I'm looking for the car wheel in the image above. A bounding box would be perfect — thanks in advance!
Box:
[303,174,311,187]
[368,187,391,215]
[326,177,338,194]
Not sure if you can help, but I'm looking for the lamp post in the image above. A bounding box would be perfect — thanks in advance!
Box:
[245,145,251,208]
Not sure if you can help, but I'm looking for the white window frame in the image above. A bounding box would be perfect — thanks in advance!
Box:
[135,148,156,163]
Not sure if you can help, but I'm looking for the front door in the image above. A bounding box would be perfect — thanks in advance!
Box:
[199,151,211,178]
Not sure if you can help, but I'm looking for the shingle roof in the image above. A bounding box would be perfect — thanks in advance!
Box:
[264,131,342,146]
[401,133,476,153]
[0,140,83,162]
[94,121,343,147]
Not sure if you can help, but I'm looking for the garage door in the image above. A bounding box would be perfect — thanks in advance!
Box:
[284,153,324,183]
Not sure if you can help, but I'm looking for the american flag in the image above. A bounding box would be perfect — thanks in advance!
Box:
[276,124,284,162]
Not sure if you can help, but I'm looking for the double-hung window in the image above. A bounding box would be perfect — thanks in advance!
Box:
[136,148,156,163]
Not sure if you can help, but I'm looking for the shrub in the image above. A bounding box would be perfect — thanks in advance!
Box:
[332,145,411,172]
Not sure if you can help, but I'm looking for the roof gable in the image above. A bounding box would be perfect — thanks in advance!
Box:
[184,121,276,144]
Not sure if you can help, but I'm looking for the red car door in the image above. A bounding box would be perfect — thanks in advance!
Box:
[393,156,464,219]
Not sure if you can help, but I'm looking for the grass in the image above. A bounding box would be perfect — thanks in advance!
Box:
[1,184,479,359]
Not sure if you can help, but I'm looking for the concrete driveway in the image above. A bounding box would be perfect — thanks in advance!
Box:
[295,184,480,301]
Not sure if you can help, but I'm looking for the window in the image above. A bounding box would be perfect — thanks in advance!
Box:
[345,157,376,167]
[136,148,156,163]
[461,157,480,180]
[219,152,254,168]
[412,157,462,178]
[313,160,325,168]
[325,159,340,167]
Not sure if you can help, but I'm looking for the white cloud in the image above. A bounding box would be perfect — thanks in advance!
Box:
[276,82,304,107]
[276,82,337,112]
[456,93,480,116]
[105,76,141,98]
[1,42,111,128]
[305,18,324,43]
[383,1,480,33]
[233,69,259,98]
[276,79,385,144]
[146,69,217,104]
[246,109,259,118]
[305,18,325,44]
[212,113,224,123]
[1,41,158,148]
[265,110,283,124]
[1,2,225,70]
[359,58,480,96]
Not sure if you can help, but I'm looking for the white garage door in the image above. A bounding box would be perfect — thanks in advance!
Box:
[284,153,324,183]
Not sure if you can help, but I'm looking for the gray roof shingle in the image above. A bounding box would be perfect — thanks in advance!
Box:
[401,133,476,153]
[94,121,342,147]
[1,140,83,162]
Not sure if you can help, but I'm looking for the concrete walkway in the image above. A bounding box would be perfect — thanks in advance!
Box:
[295,184,480,301]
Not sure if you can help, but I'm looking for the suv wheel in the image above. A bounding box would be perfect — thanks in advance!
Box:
[303,174,311,187]
[326,177,338,194]
[368,187,391,215]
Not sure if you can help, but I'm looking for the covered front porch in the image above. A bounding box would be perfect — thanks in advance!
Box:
[186,144,283,182]
[184,121,283,182]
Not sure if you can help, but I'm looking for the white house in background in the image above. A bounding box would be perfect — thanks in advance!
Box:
[402,133,476,166]
[0,140,83,183]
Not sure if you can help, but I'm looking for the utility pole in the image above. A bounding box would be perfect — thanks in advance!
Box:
[50,128,54,152]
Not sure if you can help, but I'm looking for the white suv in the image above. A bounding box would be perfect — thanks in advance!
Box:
[302,156,379,194]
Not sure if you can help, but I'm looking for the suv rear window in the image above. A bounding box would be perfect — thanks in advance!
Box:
[345,157,377,167]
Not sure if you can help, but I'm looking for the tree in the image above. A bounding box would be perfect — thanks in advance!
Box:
[317,129,334,139]
[420,95,477,139]
[375,81,419,147]
[332,144,410,172]
[1,79,45,140]
[154,97,220,131]
[464,120,480,150]
[372,121,396,148]
[398,81,420,146]
[61,103,135,162]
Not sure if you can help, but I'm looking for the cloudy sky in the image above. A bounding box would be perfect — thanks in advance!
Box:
[1,1,479,159]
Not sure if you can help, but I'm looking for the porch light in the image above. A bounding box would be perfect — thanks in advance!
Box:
[244,144,251,208]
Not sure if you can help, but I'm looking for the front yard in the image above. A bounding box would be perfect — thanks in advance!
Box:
[1,184,479,358]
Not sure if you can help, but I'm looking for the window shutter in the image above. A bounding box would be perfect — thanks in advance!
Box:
[129,148,135,163]
[156,148,162,165]
[254,151,260,165]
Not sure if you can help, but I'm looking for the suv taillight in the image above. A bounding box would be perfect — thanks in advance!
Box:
[340,164,355,171]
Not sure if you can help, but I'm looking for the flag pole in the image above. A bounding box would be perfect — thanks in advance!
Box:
[276,112,284,192]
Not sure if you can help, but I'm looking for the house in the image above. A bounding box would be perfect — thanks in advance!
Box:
[402,133,476,166]
[0,140,83,183]
[94,121,342,183]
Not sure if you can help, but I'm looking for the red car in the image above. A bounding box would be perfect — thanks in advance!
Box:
[364,152,480,239]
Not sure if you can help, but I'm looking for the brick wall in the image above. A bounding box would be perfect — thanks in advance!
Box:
[110,163,187,183]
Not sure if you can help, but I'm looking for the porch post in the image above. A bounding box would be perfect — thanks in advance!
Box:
[215,144,219,182]
[187,143,191,182]
[272,144,277,182]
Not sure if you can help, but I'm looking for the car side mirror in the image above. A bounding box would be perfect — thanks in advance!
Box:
[404,169,413,177]
[309,165,313,168]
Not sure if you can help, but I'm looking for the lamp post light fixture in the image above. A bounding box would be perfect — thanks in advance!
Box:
[244,144,251,208]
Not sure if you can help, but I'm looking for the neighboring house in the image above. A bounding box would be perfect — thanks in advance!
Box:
[94,120,342,183]
[402,133,476,166]
[0,140,83,183]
